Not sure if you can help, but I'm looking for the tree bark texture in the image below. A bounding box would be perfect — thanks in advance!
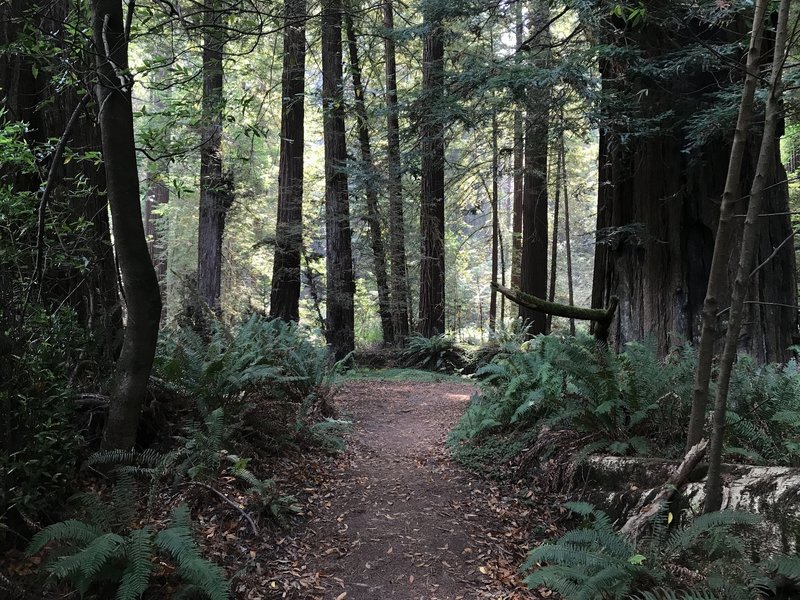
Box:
[591,9,797,362]
[511,0,524,292]
[383,0,410,341]
[270,0,306,322]
[518,0,549,335]
[322,0,355,359]
[490,112,499,331]
[1,0,121,359]
[344,9,394,344]
[704,0,791,514]
[417,12,446,337]
[91,0,162,449]
[197,0,232,314]
[546,131,562,334]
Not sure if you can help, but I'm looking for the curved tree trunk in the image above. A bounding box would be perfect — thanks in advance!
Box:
[270,0,306,322]
[91,0,162,450]
[322,0,355,359]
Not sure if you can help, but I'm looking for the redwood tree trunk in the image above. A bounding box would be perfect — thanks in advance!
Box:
[270,0,306,322]
[344,9,394,344]
[197,0,231,314]
[91,0,162,449]
[418,10,446,337]
[384,0,410,340]
[489,111,499,331]
[590,8,797,362]
[322,0,355,359]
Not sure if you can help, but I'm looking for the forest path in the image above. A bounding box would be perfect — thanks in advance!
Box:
[267,379,542,600]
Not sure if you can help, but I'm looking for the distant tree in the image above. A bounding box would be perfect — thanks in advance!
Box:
[91,0,162,449]
[322,0,355,358]
[418,1,446,337]
[270,0,306,322]
[383,0,411,340]
[344,8,394,344]
[197,0,233,314]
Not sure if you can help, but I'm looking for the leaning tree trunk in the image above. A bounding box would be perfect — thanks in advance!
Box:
[518,0,550,335]
[383,0,410,341]
[91,0,162,450]
[322,0,355,359]
[344,9,394,344]
[270,0,306,322]
[562,140,576,336]
[417,9,446,337]
[704,0,791,513]
[590,5,797,361]
[197,0,232,314]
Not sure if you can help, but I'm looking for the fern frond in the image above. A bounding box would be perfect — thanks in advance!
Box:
[27,520,104,556]
[117,528,154,600]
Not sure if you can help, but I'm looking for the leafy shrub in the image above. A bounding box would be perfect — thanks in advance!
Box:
[154,315,336,414]
[401,333,465,372]
[28,490,229,600]
[523,502,800,599]
[1,309,85,541]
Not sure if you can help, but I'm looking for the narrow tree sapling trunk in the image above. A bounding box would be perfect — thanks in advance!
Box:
[91,0,162,449]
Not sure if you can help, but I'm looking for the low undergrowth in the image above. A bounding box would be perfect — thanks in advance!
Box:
[449,334,800,472]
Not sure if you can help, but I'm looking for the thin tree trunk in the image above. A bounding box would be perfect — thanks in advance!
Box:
[384,0,410,340]
[91,0,162,450]
[489,111,499,332]
[418,9,446,337]
[322,0,355,359]
[197,0,231,314]
[511,0,524,292]
[562,139,575,335]
[270,0,306,322]
[344,9,393,344]
[704,0,790,512]
[546,131,562,334]
[685,0,769,451]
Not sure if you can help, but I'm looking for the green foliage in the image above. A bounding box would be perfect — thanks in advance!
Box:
[450,335,695,462]
[523,503,800,599]
[0,308,84,539]
[154,315,337,414]
[28,497,229,600]
[401,333,465,372]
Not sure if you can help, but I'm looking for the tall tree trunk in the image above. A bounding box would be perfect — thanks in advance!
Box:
[383,0,410,341]
[704,0,790,512]
[511,0,524,292]
[685,0,769,451]
[489,111,499,331]
[418,9,446,337]
[270,0,306,322]
[518,1,550,335]
[322,0,355,359]
[344,9,394,344]
[91,0,162,449]
[590,6,797,361]
[197,0,231,314]
[546,131,562,334]
[562,140,576,336]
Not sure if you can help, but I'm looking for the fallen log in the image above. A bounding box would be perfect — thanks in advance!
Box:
[491,283,618,342]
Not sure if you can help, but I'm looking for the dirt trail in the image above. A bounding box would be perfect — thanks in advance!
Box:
[267,380,543,600]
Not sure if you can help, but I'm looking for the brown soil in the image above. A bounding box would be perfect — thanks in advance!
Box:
[261,379,546,600]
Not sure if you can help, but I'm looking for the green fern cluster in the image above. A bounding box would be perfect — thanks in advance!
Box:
[27,489,228,600]
[523,503,800,599]
[154,315,337,414]
[724,357,800,466]
[401,333,465,372]
[450,335,695,460]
